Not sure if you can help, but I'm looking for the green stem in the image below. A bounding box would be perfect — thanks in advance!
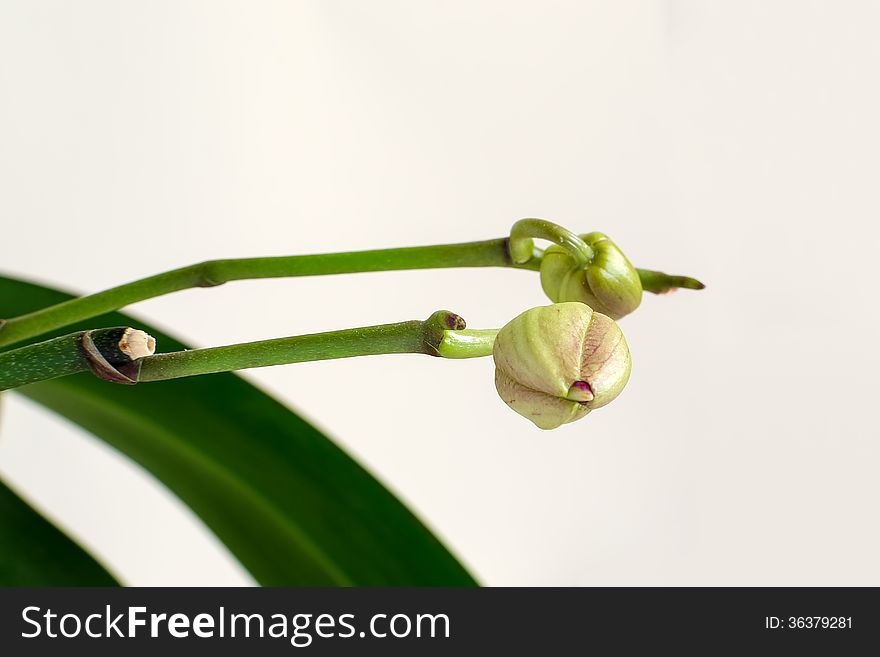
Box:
[0,229,703,349]
[508,218,594,266]
[0,312,498,390]
[0,327,149,392]
[136,311,492,382]
[437,329,499,359]
[0,240,518,349]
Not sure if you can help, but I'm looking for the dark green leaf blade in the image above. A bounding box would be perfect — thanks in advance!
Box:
[0,274,476,586]
[0,476,119,585]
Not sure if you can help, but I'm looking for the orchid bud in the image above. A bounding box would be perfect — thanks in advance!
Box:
[539,232,642,320]
[493,302,631,430]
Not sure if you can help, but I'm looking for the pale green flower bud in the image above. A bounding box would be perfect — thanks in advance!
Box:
[539,232,643,320]
[493,302,631,430]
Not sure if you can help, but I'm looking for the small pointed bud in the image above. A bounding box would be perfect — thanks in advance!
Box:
[566,380,594,402]
[540,232,643,319]
[493,302,631,430]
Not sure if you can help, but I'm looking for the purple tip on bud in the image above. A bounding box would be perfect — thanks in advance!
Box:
[566,380,594,403]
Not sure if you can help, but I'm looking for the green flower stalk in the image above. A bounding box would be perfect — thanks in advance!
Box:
[492,303,631,430]
[0,305,636,432]
[0,220,703,349]
[134,311,472,382]
[0,312,486,391]
[540,231,643,319]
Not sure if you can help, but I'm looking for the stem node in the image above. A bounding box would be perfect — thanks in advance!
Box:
[77,330,141,385]
[421,310,466,356]
[193,262,226,288]
[0,327,155,392]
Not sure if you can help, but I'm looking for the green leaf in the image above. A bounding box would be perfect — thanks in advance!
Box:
[0,274,476,586]
[0,476,119,585]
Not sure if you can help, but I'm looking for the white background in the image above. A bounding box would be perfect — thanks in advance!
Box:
[1,1,878,585]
